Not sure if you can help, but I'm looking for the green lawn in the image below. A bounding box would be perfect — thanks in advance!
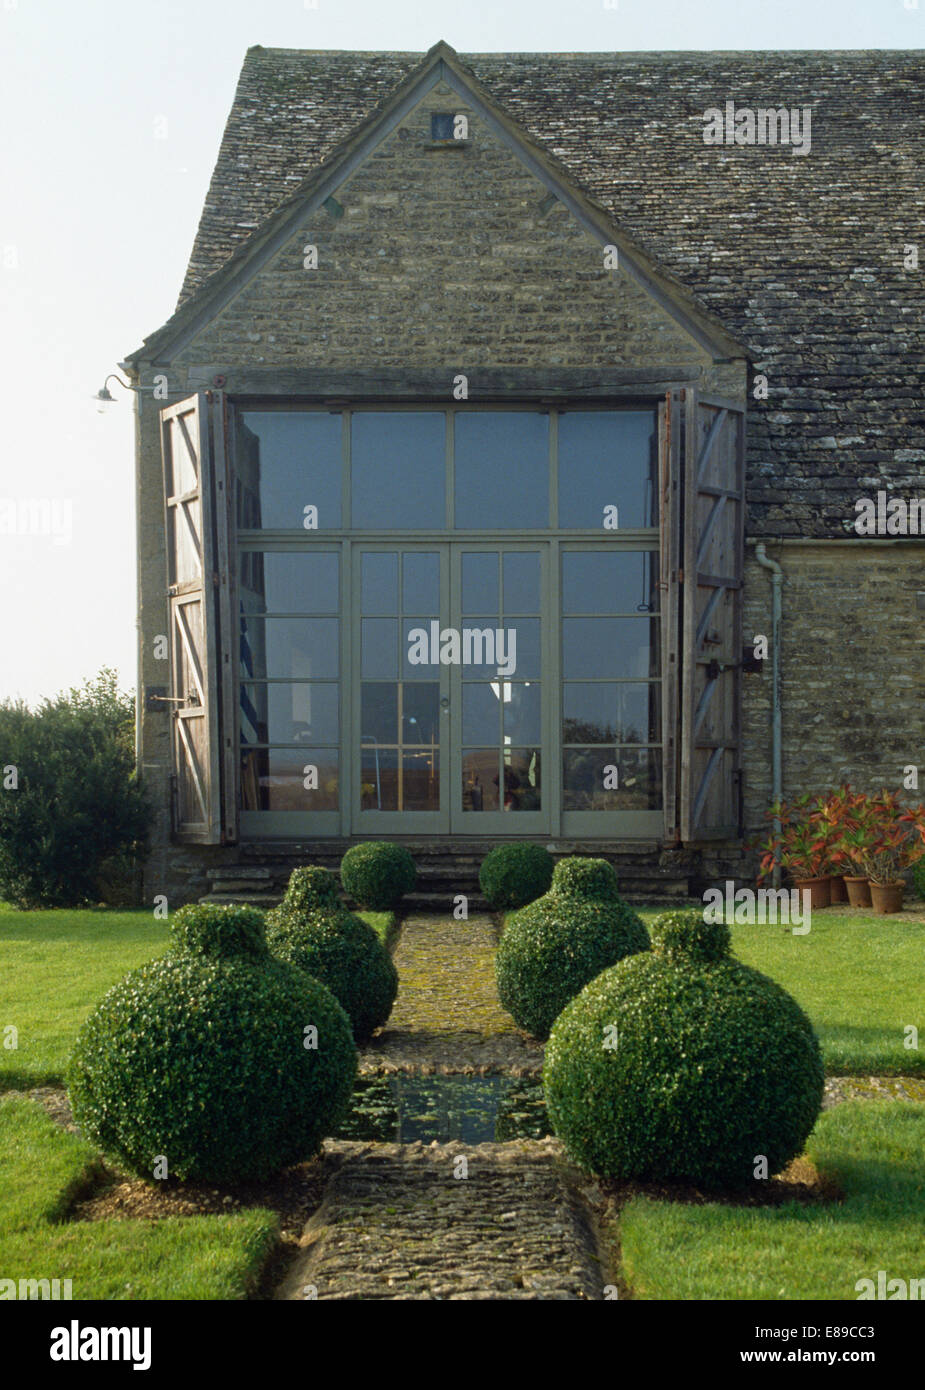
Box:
[0,906,170,1087]
[362,910,400,953]
[619,1100,925,1300]
[0,902,397,1087]
[0,1094,278,1300]
[635,906,924,1076]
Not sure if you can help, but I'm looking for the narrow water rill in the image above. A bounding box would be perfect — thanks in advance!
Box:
[335,1074,550,1144]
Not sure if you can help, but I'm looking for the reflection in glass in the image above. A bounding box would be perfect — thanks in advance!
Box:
[402,750,439,811]
[462,748,540,811]
[506,618,541,679]
[361,746,398,812]
[562,747,662,811]
[403,683,440,745]
[352,413,446,529]
[557,411,657,529]
[240,682,339,745]
[361,683,398,744]
[462,750,500,812]
[240,748,339,811]
[563,682,660,745]
[455,414,549,529]
[362,618,398,679]
[562,551,659,615]
[360,683,439,813]
[503,749,541,811]
[563,617,660,680]
[239,552,339,614]
[402,553,440,613]
[239,617,339,681]
[502,552,541,612]
[504,683,541,743]
[402,618,440,679]
[461,552,499,615]
[462,683,499,744]
[361,552,399,614]
[237,413,343,529]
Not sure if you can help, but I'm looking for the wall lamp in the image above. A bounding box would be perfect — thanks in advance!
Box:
[92,370,162,413]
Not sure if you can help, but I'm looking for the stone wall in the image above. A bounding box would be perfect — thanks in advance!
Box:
[741,541,925,834]
[172,84,719,375]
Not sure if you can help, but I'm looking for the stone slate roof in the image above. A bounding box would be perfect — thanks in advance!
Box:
[180,45,925,538]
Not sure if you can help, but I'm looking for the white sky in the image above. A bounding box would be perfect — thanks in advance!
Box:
[0,0,920,704]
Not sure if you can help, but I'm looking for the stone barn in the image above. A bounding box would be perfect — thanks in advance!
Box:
[124,42,925,908]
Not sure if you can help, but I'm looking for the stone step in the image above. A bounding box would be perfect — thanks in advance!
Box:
[199,891,283,907]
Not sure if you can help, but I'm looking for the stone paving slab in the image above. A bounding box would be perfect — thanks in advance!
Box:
[360,914,544,1074]
[277,1138,604,1301]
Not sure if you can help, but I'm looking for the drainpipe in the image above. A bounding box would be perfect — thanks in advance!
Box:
[754,544,784,888]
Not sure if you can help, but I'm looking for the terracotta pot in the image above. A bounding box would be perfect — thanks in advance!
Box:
[793,876,831,909]
[869,882,905,915]
[828,875,848,904]
[844,876,872,908]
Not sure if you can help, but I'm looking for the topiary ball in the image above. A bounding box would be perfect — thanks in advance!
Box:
[544,908,825,1188]
[279,865,342,914]
[495,858,650,1040]
[340,842,417,911]
[479,842,554,911]
[66,904,357,1184]
[266,869,398,1042]
[551,856,622,902]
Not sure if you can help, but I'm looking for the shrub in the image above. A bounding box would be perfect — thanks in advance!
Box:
[266,867,398,1041]
[67,904,356,1183]
[495,857,649,1040]
[550,856,622,902]
[478,842,554,911]
[340,842,416,910]
[544,908,824,1188]
[0,669,150,908]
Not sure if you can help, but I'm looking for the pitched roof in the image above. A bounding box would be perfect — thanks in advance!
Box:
[176,44,925,537]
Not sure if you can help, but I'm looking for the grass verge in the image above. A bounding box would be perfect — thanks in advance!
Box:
[0,1094,278,1300]
[619,1100,925,1299]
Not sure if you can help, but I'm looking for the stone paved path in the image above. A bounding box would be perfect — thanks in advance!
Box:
[360,914,543,1074]
[277,1139,604,1301]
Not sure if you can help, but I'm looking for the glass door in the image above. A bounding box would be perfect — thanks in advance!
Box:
[352,546,450,833]
[450,545,548,834]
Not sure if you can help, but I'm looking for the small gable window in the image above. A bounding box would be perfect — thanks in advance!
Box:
[431,111,467,144]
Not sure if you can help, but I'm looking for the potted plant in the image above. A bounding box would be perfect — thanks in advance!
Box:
[814,786,854,903]
[859,790,925,914]
[756,796,831,908]
[830,789,879,907]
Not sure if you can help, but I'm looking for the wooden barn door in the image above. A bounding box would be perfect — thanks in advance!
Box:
[679,392,746,841]
[160,391,236,843]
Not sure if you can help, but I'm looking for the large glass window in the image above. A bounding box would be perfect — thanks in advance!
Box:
[233,406,663,834]
[234,406,657,533]
[558,410,658,529]
[239,549,340,812]
[454,413,549,529]
[561,548,662,812]
[352,413,446,529]
[236,412,342,529]
[460,550,542,813]
[360,551,441,812]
